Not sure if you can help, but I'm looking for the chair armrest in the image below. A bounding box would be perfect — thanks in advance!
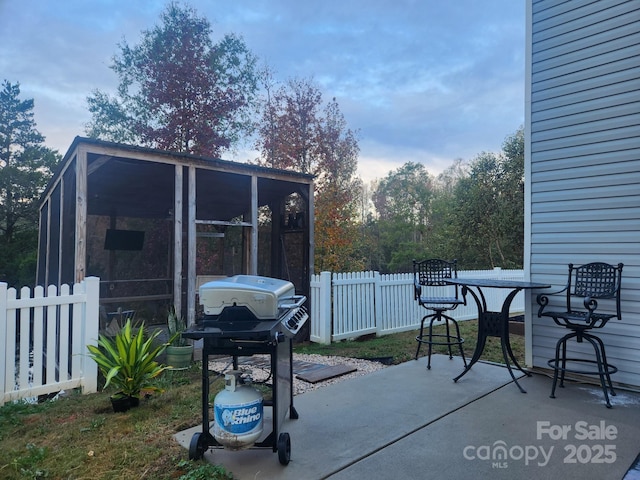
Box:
[583,296,598,313]
[536,286,568,317]
[459,285,468,307]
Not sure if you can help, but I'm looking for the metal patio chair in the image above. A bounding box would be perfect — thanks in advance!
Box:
[536,262,624,408]
[413,259,467,370]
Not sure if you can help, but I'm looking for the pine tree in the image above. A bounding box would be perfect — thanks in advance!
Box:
[0,80,59,286]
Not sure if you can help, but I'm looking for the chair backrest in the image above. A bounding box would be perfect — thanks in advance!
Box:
[567,262,623,317]
[413,259,458,287]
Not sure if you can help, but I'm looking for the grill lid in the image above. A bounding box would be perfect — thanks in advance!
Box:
[199,275,297,320]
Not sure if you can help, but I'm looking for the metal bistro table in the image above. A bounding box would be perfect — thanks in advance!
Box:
[445,278,550,393]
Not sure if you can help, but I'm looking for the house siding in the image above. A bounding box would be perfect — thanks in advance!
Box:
[527,0,640,387]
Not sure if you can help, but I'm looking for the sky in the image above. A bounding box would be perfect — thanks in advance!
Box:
[1,0,526,184]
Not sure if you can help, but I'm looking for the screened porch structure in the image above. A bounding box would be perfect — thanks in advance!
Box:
[36,137,314,326]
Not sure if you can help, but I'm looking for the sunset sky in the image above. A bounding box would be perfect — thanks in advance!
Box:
[1,0,526,183]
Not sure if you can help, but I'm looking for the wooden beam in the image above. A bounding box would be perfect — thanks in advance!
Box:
[58,175,64,286]
[270,201,283,278]
[44,199,52,286]
[75,148,87,283]
[187,166,196,325]
[173,165,183,316]
[308,180,315,277]
[195,219,252,227]
[250,175,258,274]
[100,294,173,304]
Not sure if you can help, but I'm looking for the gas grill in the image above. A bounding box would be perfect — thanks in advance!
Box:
[182,275,309,465]
[195,274,308,341]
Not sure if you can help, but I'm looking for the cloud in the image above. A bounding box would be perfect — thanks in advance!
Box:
[1,0,525,176]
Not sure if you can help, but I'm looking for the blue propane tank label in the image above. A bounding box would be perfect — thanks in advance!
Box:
[214,399,263,435]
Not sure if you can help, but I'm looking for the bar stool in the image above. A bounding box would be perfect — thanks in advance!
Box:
[537,262,623,408]
[413,259,467,370]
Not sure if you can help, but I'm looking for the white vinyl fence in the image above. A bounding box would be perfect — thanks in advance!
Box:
[310,268,524,344]
[0,277,99,405]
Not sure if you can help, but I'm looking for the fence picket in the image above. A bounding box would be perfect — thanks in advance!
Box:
[59,284,71,383]
[0,283,7,398]
[18,287,31,394]
[46,285,58,385]
[81,277,99,393]
[3,286,16,396]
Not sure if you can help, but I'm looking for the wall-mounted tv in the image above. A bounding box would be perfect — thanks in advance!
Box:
[104,229,145,251]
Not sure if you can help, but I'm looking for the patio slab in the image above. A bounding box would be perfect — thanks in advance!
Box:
[175,354,640,479]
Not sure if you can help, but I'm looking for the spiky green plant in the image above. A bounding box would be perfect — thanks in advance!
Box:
[87,319,170,398]
[167,305,187,346]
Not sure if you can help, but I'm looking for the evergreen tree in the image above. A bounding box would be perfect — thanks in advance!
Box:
[0,80,59,286]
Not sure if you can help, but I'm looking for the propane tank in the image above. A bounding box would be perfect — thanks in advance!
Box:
[213,370,264,450]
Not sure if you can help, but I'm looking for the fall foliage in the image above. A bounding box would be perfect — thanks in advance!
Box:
[254,77,362,271]
[86,3,258,158]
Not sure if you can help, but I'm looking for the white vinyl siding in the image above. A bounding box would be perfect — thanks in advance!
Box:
[527,0,640,387]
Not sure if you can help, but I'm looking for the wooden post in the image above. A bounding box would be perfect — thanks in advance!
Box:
[250,175,258,275]
[318,271,332,344]
[42,199,52,286]
[173,165,183,317]
[374,271,383,336]
[270,201,283,277]
[75,147,88,283]
[187,166,196,325]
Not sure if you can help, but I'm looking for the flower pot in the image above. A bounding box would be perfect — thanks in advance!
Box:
[166,345,193,370]
[110,394,140,413]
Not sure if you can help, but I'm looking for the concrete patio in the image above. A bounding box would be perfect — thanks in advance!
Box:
[175,354,640,479]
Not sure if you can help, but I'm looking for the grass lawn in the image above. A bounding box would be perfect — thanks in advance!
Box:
[0,320,523,479]
[294,319,525,367]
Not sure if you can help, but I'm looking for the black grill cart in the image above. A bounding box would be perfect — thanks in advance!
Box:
[183,317,299,465]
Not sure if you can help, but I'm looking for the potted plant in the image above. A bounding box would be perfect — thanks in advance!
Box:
[165,305,193,370]
[87,318,170,412]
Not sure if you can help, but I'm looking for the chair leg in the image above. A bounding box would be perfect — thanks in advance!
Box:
[415,313,437,365]
[442,313,467,367]
[426,314,439,369]
[444,314,454,359]
[584,334,616,408]
[589,333,617,398]
[415,317,426,360]
[549,331,617,408]
[416,311,465,370]
[559,336,569,388]
[550,332,575,398]
[550,336,564,399]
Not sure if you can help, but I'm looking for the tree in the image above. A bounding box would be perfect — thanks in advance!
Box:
[366,128,524,272]
[255,77,322,173]
[371,162,434,272]
[495,126,525,263]
[313,97,363,271]
[0,80,59,286]
[86,2,258,158]
[255,77,362,272]
[449,127,524,268]
[427,159,470,262]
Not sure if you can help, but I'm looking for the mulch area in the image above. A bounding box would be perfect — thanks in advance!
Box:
[213,355,357,384]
